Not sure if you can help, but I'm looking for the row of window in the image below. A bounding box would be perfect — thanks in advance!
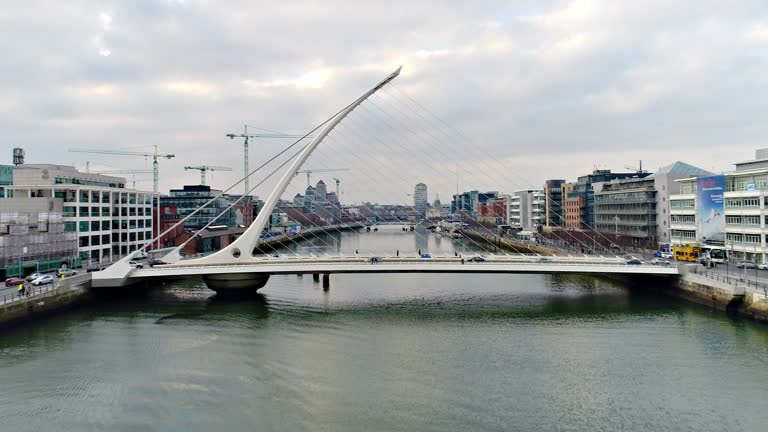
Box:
[671,215,696,224]
[726,215,762,226]
[726,233,763,244]
[594,191,654,202]
[671,198,762,210]
[595,203,654,212]
[595,214,654,223]
[65,219,153,232]
[671,229,696,240]
[64,206,153,217]
[79,230,154,247]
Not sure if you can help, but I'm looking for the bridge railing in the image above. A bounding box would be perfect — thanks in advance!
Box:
[689,265,768,295]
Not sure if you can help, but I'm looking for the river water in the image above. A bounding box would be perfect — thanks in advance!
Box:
[1,226,767,432]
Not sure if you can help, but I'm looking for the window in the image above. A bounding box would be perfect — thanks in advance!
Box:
[727,233,743,243]
[90,235,100,246]
[726,198,742,208]
[726,216,741,225]
[101,234,110,244]
[744,234,761,244]
[102,207,110,216]
[64,222,76,232]
[744,216,760,226]
[671,199,695,210]
[101,221,110,230]
[744,198,760,208]
[79,221,89,232]
[90,221,100,231]
[63,207,76,217]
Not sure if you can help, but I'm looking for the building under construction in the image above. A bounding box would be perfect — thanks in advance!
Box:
[0,198,79,278]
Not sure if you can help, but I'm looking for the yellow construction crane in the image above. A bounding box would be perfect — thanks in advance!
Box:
[184,165,232,185]
[226,125,313,196]
[69,145,174,193]
[296,168,350,186]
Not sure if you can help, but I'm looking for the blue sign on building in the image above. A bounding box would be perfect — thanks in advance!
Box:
[696,175,726,243]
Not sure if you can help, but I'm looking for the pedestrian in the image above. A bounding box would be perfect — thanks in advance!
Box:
[461,258,465,265]
[17,283,24,298]
[396,249,399,257]
[355,249,358,255]
[418,249,421,255]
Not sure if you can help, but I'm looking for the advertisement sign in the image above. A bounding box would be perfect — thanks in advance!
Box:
[696,175,726,243]
[746,182,756,191]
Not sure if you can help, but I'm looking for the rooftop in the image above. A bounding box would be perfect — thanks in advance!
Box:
[650,161,713,178]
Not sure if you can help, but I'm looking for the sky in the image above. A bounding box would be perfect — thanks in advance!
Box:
[2,0,767,204]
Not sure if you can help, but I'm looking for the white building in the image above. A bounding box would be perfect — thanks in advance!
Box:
[669,150,768,263]
[506,190,545,229]
[414,183,428,217]
[3,164,154,265]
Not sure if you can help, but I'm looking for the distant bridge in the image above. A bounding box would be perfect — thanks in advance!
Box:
[92,66,677,292]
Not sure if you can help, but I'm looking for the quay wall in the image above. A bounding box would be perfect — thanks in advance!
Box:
[0,273,91,328]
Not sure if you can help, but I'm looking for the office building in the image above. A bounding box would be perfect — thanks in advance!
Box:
[670,150,768,263]
[3,164,153,265]
[160,185,251,231]
[414,183,428,218]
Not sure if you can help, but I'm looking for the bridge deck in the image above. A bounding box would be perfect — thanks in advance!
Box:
[131,255,678,279]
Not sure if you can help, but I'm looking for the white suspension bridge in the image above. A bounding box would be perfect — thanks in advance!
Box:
[92,66,678,292]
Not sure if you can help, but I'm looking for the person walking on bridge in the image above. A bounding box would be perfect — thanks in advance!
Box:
[18,283,24,298]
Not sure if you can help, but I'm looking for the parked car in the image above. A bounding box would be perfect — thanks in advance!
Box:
[661,252,673,259]
[25,272,42,282]
[56,268,78,277]
[5,277,24,287]
[129,261,144,269]
[149,259,168,267]
[625,259,643,265]
[651,258,670,266]
[369,256,382,263]
[31,275,54,286]
[419,254,432,259]
[653,251,662,258]
[757,263,768,270]
[737,261,757,269]
[467,255,486,262]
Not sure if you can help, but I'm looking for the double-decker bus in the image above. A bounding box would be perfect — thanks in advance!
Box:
[673,243,701,262]
[700,245,729,264]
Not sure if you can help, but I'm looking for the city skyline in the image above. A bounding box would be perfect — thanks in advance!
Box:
[2,1,766,201]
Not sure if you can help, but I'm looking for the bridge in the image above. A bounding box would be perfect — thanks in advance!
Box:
[92,66,679,292]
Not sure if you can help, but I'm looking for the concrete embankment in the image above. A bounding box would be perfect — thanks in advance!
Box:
[0,273,92,328]
[457,228,563,255]
[673,267,768,321]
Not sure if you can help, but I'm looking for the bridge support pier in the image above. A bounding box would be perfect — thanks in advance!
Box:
[202,273,270,294]
[312,273,320,283]
[322,273,330,290]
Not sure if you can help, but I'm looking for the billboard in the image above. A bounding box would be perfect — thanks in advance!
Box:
[696,175,726,243]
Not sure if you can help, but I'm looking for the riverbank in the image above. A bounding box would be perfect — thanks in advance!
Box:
[0,273,91,327]
[457,228,561,255]
[674,265,768,321]
[253,223,365,254]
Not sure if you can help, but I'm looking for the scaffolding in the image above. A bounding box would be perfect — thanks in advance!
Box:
[0,212,79,277]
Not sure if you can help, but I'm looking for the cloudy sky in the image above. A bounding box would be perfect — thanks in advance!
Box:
[2,0,767,203]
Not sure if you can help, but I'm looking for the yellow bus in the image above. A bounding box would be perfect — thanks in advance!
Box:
[673,243,701,262]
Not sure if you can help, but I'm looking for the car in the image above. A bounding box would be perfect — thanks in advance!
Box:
[661,252,673,259]
[129,261,144,269]
[537,256,553,263]
[25,272,42,282]
[31,275,54,286]
[419,254,432,259]
[625,259,643,265]
[651,258,670,266]
[653,251,662,258]
[467,256,486,262]
[757,263,768,270]
[56,268,78,277]
[149,259,168,267]
[369,256,382,263]
[737,261,757,269]
[5,277,24,287]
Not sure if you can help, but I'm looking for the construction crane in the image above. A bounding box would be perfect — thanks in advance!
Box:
[296,168,350,186]
[625,160,647,174]
[69,145,175,193]
[226,125,314,196]
[184,165,232,185]
[332,177,341,197]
